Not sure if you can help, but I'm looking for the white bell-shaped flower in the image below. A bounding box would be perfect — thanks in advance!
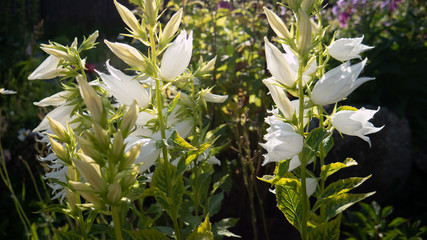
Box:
[34,91,73,107]
[328,36,374,62]
[160,30,193,81]
[311,58,374,105]
[264,37,296,88]
[261,113,303,165]
[33,104,75,132]
[263,78,295,120]
[331,107,384,147]
[28,55,64,80]
[201,91,228,103]
[96,61,150,108]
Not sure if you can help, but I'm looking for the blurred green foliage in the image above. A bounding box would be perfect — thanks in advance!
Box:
[343,201,427,240]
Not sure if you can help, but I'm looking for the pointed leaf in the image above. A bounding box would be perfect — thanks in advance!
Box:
[186,215,214,240]
[304,127,329,161]
[314,176,371,211]
[308,214,341,240]
[324,192,375,220]
[168,130,197,150]
[276,178,303,230]
[321,158,358,181]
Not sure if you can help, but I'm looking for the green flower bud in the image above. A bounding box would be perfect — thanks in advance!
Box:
[47,116,68,143]
[107,182,122,205]
[120,101,138,137]
[77,76,104,123]
[264,7,292,40]
[72,154,106,193]
[49,137,69,163]
[159,8,183,47]
[297,9,312,54]
[114,0,140,34]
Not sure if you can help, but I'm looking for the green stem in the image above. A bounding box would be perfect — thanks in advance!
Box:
[297,57,309,240]
[111,205,124,240]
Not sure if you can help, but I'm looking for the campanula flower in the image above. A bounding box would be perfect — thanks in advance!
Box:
[328,36,373,61]
[160,30,193,81]
[311,58,374,105]
[331,107,384,147]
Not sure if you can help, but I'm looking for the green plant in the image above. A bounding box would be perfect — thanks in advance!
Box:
[343,201,427,240]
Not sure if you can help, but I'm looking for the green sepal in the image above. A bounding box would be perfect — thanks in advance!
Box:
[123,229,170,240]
[307,214,341,240]
[186,214,214,240]
[321,158,358,181]
[166,91,181,117]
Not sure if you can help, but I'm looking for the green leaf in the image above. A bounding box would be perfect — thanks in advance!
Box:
[124,229,170,240]
[212,218,241,239]
[313,176,371,211]
[211,174,229,195]
[208,192,224,216]
[304,127,329,161]
[275,178,303,230]
[186,215,214,240]
[185,142,212,165]
[151,161,185,218]
[166,91,181,116]
[308,214,341,240]
[321,158,358,181]
[168,130,197,150]
[320,133,334,159]
[275,159,290,179]
[324,192,375,220]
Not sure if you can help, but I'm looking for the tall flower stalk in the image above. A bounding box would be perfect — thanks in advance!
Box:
[260,1,383,239]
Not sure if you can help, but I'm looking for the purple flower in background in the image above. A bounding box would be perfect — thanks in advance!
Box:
[217,1,231,10]
[389,0,401,11]
[339,10,351,27]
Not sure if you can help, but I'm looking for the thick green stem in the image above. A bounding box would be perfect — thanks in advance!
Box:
[297,57,309,240]
[111,205,124,240]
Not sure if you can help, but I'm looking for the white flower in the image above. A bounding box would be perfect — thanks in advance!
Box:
[201,91,228,103]
[160,30,193,81]
[263,78,295,120]
[33,104,75,132]
[331,107,384,147]
[96,61,150,108]
[260,113,303,165]
[311,59,374,105]
[33,91,72,107]
[39,153,68,201]
[288,155,314,172]
[328,36,374,62]
[28,55,64,80]
[264,38,314,88]
[0,88,17,94]
[264,37,296,88]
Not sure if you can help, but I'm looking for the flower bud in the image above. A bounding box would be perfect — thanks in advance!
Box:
[104,40,146,70]
[114,0,140,34]
[297,9,312,54]
[112,130,125,160]
[286,0,303,11]
[40,44,74,63]
[122,141,142,169]
[77,76,104,123]
[93,123,109,148]
[160,8,183,46]
[107,182,122,205]
[144,0,158,24]
[79,191,103,209]
[120,101,138,137]
[65,188,78,212]
[47,116,68,142]
[49,137,69,162]
[75,135,100,160]
[68,181,93,192]
[200,56,217,73]
[263,7,291,40]
[301,0,315,13]
[201,90,228,103]
[72,154,106,193]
